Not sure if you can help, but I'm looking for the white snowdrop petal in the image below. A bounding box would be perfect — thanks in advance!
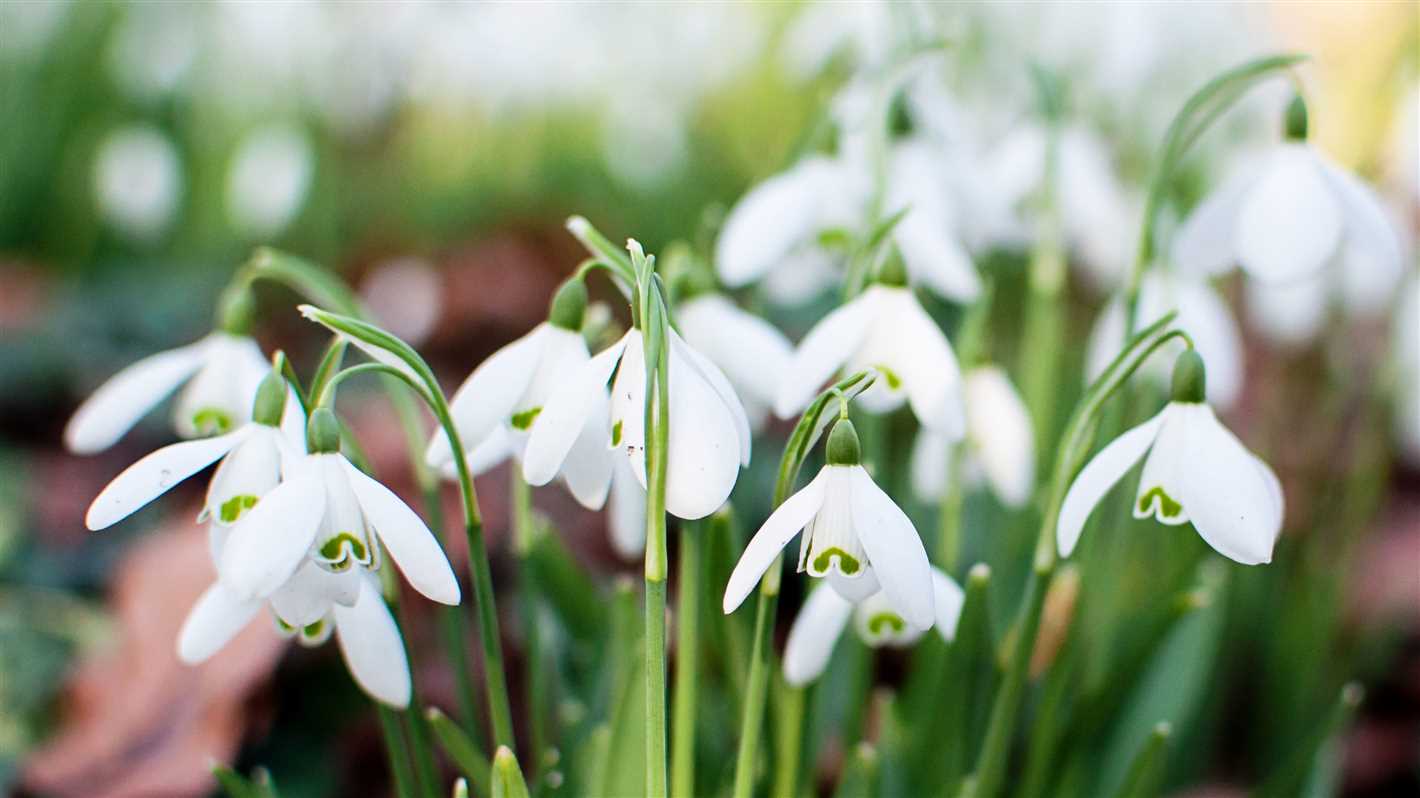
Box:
[1170,405,1281,565]
[608,457,647,559]
[610,332,648,487]
[64,339,208,454]
[279,386,307,454]
[86,429,247,530]
[715,158,834,288]
[671,331,752,467]
[204,428,283,525]
[173,335,268,438]
[827,566,881,603]
[930,568,965,642]
[176,581,262,664]
[1056,408,1167,557]
[909,427,951,504]
[219,460,325,599]
[1177,281,1245,408]
[879,289,966,438]
[677,295,794,409]
[965,367,1034,507]
[1171,168,1257,276]
[560,388,615,510]
[662,344,746,519]
[464,425,516,476]
[775,294,875,419]
[847,466,934,629]
[723,470,828,614]
[333,578,412,708]
[893,219,982,302]
[427,326,547,468]
[1318,157,1403,307]
[782,585,854,687]
[343,459,460,605]
[523,335,628,486]
[1245,271,1328,347]
[1235,146,1342,283]
[1133,415,1191,526]
[270,563,343,628]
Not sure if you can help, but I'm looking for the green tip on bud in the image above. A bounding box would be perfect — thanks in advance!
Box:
[306,407,342,454]
[873,252,909,288]
[548,277,588,331]
[251,370,287,427]
[492,745,531,798]
[1170,349,1207,404]
[1284,93,1308,141]
[216,285,256,335]
[826,418,862,466]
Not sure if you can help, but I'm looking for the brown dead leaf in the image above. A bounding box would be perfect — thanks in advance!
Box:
[22,507,284,798]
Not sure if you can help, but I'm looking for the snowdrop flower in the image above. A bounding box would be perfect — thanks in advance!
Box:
[783,568,964,687]
[723,419,934,629]
[1395,275,1420,466]
[1085,272,1244,408]
[776,264,965,438]
[226,123,314,238]
[884,139,982,302]
[911,366,1035,508]
[426,280,614,510]
[1172,95,1402,286]
[93,125,182,241]
[607,456,648,559]
[85,372,300,531]
[676,291,793,429]
[715,154,868,298]
[65,327,272,455]
[1057,351,1283,566]
[220,408,461,607]
[523,325,750,521]
[179,528,413,707]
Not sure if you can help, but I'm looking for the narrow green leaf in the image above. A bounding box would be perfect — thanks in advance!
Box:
[832,743,880,798]
[1111,722,1172,798]
[492,746,532,798]
[298,305,433,397]
[426,707,492,798]
[1257,683,1364,798]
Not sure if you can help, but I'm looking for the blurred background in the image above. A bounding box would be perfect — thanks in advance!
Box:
[0,2,1416,797]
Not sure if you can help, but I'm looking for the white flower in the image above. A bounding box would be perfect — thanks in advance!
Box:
[1056,356,1283,566]
[178,530,412,707]
[911,366,1035,508]
[608,455,648,559]
[427,314,614,511]
[782,567,963,687]
[675,293,793,430]
[65,331,273,454]
[723,420,934,629]
[1395,275,1420,466]
[884,139,982,302]
[93,125,182,240]
[523,327,749,521]
[775,282,965,438]
[219,427,461,607]
[714,155,867,296]
[1172,140,1401,286]
[1085,272,1244,409]
[226,123,314,238]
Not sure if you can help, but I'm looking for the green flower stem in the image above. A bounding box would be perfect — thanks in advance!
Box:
[510,474,548,783]
[939,283,991,571]
[771,682,808,798]
[377,703,418,798]
[643,279,673,798]
[671,523,702,798]
[1111,722,1172,798]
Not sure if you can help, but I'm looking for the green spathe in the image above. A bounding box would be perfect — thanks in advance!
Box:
[548,277,588,331]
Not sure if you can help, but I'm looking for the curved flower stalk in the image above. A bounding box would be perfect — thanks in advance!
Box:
[782,567,964,687]
[219,407,461,606]
[911,365,1036,509]
[675,291,793,430]
[1057,350,1283,565]
[776,262,965,438]
[523,323,750,521]
[1171,94,1402,287]
[426,278,615,510]
[1085,272,1244,408]
[65,329,274,454]
[85,369,302,532]
[179,530,413,708]
[724,417,934,628]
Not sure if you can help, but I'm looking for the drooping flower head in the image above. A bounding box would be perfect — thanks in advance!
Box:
[723,418,934,630]
[911,365,1035,508]
[1057,350,1284,565]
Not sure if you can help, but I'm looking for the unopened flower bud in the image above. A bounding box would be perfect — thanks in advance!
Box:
[306,407,342,454]
[825,418,862,466]
[1170,349,1207,404]
[1283,93,1308,141]
[251,370,287,427]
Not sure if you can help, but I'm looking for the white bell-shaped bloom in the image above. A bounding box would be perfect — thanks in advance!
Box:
[884,139,982,302]
[1057,356,1283,566]
[66,331,272,454]
[775,282,965,438]
[1172,142,1401,286]
[219,438,461,608]
[714,155,868,297]
[783,567,963,686]
[1395,275,1420,466]
[676,292,793,430]
[178,545,412,707]
[723,420,934,628]
[523,328,750,521]
[607,455,648,559]
[426,317,614,511]
[911,366,1035,508]
[1085,272,1244,408]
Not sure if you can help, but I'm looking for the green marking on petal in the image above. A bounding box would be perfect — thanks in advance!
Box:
[873,365,902,390]
[318,532,369,569]
[301,620,325,639]
[218,494,259,523]
[867,612,906,636]
[274,617,296,633]
[510,407,542,430]
[812,547,861,575]
[192,408,233,436]
[611,420,623,447]
[1138,486,1183,520]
